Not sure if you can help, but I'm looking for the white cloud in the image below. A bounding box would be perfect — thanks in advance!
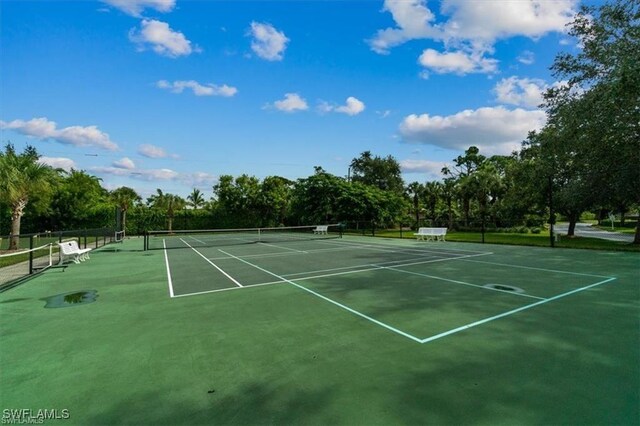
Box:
[93,166,179,181]
[517,50,535,65]
[336,97,366,116]
[129,19,197,58]
[418,49,498,75]
[367,0,440,54]
[91,165,216,188]
[156,80,238,97]
[138,144,178,159]
[267,93,308,113]
[494,77,549,108]
[399,106,546,155]
[184,172,217,187]
[113,157,136,170]
[440,0,576,44]
[319,97,366,116]
[101,0,175,17]
[400,159,447,179]
[39,157,77,171]
[248,22,289,61]
[368,0,577,75]
[0,117,119,151]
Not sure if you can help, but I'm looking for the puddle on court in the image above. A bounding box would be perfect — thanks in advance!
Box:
[43,290,98,308]
[483,284,525,293]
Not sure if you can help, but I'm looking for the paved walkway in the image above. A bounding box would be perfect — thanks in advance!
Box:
[554,222,634,242]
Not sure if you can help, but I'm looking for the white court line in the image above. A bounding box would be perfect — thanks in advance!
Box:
[207,245,364,261]
[258,241,307,253]
[172,280,285,298]
[280,253,469,278]
[460,258,612,279]
[218,248,423,343]
[318,238,489,258]
[322,237,490,254]
[181,238,243,287]
[418,277,617,344]
[163,239,175,297]
[173,251,493,298]
[378,265,546,300]
[187,235,207,245]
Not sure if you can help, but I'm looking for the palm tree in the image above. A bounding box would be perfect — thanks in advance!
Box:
[423,181,442,226]
[0,144,57,250]
[405,182,424,228]
[441,178,456,229]
[147,189,185,231]
[110,187,141,233]
[187,188,205,209]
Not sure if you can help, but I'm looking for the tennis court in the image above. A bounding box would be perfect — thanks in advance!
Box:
[1,232,638,424]
[155,229,618,344]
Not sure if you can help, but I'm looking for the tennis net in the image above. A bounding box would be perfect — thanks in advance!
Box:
[144,224,342,250]
[0,243,54,290]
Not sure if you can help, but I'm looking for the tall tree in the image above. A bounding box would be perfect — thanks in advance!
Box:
[349,151,405,194]
[50,169,108,229]
[213,175,261,227]
[442,146,487,226]
[544,0,640,243]
[258,176,293,226]
[0,144,57,250]
[291,169,344,224]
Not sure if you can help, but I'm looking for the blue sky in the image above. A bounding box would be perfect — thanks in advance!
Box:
[1,0,597,200]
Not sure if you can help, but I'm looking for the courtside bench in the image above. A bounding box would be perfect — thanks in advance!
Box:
[58,241,92,264]
[313,225,329,235]
[414,227,447,242]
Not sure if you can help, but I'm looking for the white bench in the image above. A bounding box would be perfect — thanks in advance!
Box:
[58,241,92,264]
[313,225,329,235]
[414,227,447,241]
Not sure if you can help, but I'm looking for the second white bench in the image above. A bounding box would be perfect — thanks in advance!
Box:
[313,225,329,235]
[414,227,447,242]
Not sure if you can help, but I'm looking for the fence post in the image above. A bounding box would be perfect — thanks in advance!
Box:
[28,235,34,274]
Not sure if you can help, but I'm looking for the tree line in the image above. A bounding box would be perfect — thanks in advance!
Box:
[1,0,637,248]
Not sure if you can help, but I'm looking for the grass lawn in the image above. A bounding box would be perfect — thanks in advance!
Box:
[352,229,639,252]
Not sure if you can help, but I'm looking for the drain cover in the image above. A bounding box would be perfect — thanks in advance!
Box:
[483,284,525,293]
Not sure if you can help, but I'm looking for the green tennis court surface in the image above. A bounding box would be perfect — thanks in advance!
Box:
[1,236,638,424]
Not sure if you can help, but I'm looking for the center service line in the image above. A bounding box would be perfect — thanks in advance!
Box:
[181,239,243,287]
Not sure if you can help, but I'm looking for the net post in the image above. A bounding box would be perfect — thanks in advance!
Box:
[29,235,34,275]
